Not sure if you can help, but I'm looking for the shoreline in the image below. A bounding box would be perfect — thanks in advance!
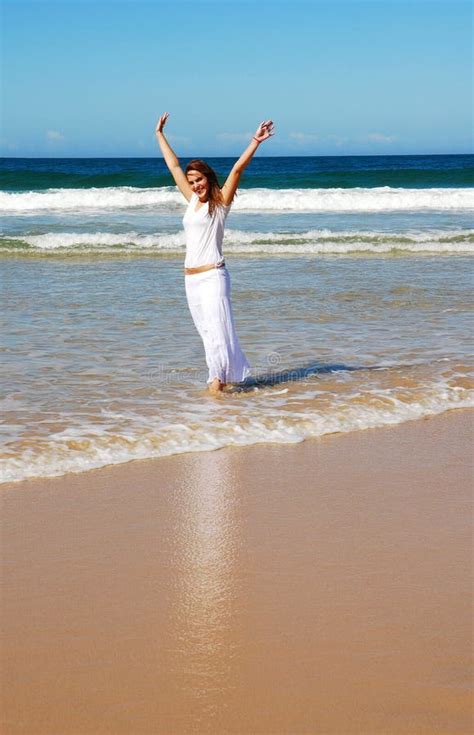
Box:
[3,404,473,487]
[1,409,473,734]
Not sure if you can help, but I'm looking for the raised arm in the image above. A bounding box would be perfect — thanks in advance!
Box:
[221,120,274,206]
[155,113,193,201]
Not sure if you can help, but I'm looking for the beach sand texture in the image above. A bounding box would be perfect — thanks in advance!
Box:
[1,409,473,734]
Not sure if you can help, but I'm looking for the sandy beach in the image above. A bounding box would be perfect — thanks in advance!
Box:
[1,409,472,734]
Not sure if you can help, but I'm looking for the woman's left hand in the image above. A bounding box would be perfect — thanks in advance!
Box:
[253,120,275,143]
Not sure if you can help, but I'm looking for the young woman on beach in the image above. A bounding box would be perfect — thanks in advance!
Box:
[155,112,274,394]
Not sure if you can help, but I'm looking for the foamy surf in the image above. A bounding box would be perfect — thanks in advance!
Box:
[1,379,472,484]
[1,228,473,255]
[1,186,473,213]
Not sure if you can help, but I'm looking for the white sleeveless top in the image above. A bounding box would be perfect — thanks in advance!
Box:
[183,193,231,268]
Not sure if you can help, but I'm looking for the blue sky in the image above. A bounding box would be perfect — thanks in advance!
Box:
[1,0,472,157]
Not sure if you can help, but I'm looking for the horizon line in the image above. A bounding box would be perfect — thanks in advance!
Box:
[1,151,473,160]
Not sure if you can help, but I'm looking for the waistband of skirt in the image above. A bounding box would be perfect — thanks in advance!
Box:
[184,261,225,276]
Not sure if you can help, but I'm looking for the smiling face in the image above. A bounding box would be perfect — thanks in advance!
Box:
[186,170,210,201]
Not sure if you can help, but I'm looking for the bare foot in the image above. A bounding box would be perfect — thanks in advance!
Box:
[208,378,226,395]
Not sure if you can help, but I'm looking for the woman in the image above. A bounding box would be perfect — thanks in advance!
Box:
[155,112,274,394]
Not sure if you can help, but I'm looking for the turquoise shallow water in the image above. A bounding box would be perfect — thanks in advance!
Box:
[1,155,473,481]
[2,255,473,482]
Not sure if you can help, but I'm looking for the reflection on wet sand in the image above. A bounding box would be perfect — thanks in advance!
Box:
[167,449,242,725]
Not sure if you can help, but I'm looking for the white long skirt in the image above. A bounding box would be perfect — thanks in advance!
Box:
[185,266,251,385]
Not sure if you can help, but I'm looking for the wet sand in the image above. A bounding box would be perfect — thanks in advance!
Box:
[1,410,473,734]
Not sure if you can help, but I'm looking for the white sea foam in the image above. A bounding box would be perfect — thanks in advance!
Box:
[15,231,186,251]
[236,187,474,212]
[4,228,473,255]
[1,186,473,213]
[1,386,472,484]
[0,186,181,212]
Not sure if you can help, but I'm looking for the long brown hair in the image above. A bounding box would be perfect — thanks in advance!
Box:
[185,159,224,217]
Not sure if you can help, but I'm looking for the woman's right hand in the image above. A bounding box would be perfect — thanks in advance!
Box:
[155,112,169,135]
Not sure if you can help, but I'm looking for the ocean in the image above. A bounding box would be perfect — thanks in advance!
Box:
[1,154,473,483]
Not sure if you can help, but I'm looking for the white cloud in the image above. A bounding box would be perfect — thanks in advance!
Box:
[365,132,397,143]
[327,134,349,147]
[216,132,253,143]
[0,138,19,151]
[46,129,65,142]
[289,131,320,144]
[167,134,191,145]
[287,131,397,151]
